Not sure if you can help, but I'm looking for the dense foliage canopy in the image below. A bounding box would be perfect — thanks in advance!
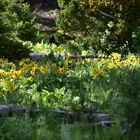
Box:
[0,0,38,59]
[56,0,140,54]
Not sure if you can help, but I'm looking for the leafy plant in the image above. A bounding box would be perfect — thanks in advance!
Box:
[132,27,140,52]
[56,0,140,54]
[0,0,38,59]
[110,67,140,123]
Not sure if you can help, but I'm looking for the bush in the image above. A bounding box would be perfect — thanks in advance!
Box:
[56,0,103,35]
[108,57,140,129]
[56,0,140,54]
[0,0,38,60]
[132,27,140,52]
[99,18,130,54]
[57,0,71,8]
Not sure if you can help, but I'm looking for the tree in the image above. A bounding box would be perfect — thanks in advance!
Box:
[0,0,38,59]
[56,0,140,54]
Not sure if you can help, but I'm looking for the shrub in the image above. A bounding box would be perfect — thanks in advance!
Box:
[57,0,71,8]
[0,0,38,60]
[132,27,140,52]
[108,56,140,129]
[56,0,140,54]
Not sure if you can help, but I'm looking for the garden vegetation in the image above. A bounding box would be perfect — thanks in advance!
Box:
[0,0,140,139]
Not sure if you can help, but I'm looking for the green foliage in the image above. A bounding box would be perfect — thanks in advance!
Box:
[110,67,140,123]
[0,0,38,59]
[1,0,140,138]
[0,117,61,140]
[56,0,103,34]
[132,27,140,52]
[56,0,140,54]
[1,47,140,138]
[57,0,71,8]
[99,5,140,54]
[0,117,140,140]
[99,18,130,54]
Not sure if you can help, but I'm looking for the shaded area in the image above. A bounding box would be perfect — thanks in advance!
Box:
[30,0,59,33]
[0,104,113,127]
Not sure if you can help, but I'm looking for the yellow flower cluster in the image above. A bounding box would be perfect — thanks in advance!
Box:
[0,58,67,86]
[28,76,34,82]
[57,67,65,74]
[108,53,140,69]
[90,53,140,80]
[0,58,67,94]
[57,29,64,34]
[55,46,63,52]
[0,52,140,93]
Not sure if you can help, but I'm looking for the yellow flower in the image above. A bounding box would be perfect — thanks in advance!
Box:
[110,53,121,60]
[12,75,16,80]
[55,46,63,52]
[12,70,17,75]
[30,69,36,75]
[36,43,42,48]
[46,62,50,68]
[122,60,129,67]
[76,61,81,65]
[39,66,46,74]
[33,63,38,69]
[16,70,22,76]
[0,69,5,75]
[85,58,91,63]
[92,66,99,75]
[19,59,26,66]
[129,54,137,62]
[57,29,64,33]
[57,67,65,74]
[12,70,22,76]
[101,58,106,65]
[8,80,16,92]
[28,76,34,82]
[82,50,87,56]
[108,63,117,69]
[5,72,10,76]
[21,64,28,70]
